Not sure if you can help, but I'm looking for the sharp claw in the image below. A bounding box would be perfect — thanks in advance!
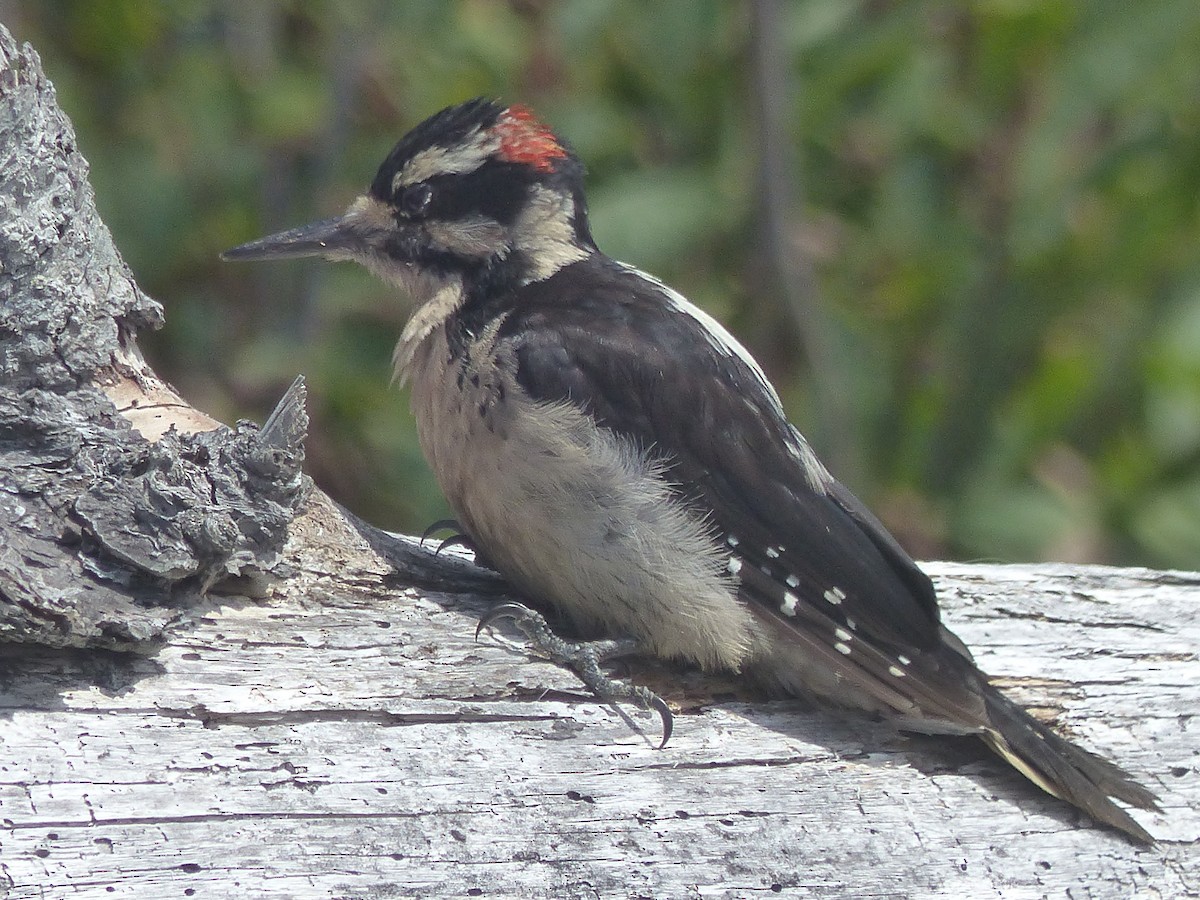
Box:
[420,518,461,548]
[475,601,534,641]
[650,694,674,749]
[435,534,475,557]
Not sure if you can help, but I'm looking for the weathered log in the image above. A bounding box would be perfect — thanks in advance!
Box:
[1,24,1197,899]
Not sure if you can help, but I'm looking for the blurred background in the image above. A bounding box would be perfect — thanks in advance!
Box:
[4,0,1199,569]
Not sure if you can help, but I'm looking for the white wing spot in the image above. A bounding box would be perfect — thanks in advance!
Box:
[760,565,773,575]
[834,642,852,655]
[844,617,857,632]
[888,665,907,678]
[727,534,740,548]
[834,628,853,642]
[727,558,743,576]
[765,547,780,559]
[897,654,912,666]
[823,589,843,606]
[780,592,799,617]
[786,575,800,588]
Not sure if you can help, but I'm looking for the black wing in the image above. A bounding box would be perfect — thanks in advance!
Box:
[487,256,1160,838]
[499,255,943,661]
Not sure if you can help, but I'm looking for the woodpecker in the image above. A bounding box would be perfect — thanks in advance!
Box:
[224,98,1159,842]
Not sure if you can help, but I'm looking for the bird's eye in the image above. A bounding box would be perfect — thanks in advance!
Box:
[399,184,433,218]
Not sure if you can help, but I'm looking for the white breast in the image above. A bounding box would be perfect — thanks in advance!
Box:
[404,325,762,672]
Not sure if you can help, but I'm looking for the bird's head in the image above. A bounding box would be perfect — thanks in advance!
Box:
[223,99,595,301]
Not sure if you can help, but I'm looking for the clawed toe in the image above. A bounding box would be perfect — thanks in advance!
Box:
[420,518,462,547]
[475,601,538,640]
[476,601,674,748]
[632,686,673,749]
[420,519,490,564]
[433,534,475,557]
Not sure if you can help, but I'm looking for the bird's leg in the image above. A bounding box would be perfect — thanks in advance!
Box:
[477,601,673,748]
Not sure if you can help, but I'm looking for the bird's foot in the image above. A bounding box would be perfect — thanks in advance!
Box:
[420,519,490,565]
[476,601,673,748]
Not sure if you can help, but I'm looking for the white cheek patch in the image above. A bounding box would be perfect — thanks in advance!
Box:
[513,186,589,282]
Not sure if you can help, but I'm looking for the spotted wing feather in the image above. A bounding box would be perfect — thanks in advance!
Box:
[496,255,1161,841]
[500,256,943,661]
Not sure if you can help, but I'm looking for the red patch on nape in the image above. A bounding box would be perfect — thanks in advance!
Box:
[494,105,567,173]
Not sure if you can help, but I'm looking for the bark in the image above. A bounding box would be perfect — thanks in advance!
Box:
[1,24,1197,900]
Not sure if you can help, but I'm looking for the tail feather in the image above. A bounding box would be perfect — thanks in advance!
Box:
[981,686,1161,844]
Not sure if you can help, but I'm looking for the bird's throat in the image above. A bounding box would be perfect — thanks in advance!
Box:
[391,275,465,386]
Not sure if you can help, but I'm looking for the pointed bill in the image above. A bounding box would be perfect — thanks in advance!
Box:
[221,215,359,262]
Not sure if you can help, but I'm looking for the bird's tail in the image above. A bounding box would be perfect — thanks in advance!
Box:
[980,684,1161,844]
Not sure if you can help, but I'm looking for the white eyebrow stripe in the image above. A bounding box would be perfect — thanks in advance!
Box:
[395,130,499,190]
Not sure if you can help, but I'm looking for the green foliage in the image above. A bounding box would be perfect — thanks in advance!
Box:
[12,0,1200,567]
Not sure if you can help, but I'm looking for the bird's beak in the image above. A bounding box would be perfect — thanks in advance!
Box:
[221,215,360,262]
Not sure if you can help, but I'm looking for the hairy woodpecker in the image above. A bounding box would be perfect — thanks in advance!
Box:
[224,98,1159,842]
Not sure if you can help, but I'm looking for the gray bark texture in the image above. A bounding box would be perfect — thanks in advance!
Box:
[1,24,1198,900]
